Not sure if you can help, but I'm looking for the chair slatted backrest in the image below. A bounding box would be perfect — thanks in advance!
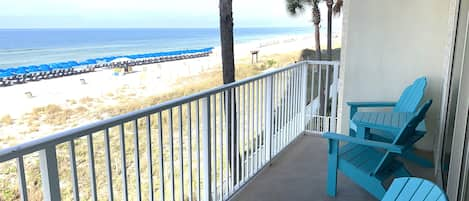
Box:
[372,100,432,175]
[393,100,432,145]
[394,77,427,112]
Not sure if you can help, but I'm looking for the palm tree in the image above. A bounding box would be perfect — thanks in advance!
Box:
[326,0,333,60]
[286,0,322,59]
[327,0,343,60]
[219,0,235,84]
[219,0,239,184]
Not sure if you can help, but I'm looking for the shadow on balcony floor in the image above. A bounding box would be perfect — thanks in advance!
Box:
[231,134,434,201]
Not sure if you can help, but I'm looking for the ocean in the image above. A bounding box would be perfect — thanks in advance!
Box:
[0,27,312,69]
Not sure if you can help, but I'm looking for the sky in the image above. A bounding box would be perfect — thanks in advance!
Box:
[0,0,328,28]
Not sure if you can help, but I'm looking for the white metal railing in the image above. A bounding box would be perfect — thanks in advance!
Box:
[0,60,339,201]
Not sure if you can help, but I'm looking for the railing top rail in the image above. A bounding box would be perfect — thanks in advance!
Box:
[0,60,339,162]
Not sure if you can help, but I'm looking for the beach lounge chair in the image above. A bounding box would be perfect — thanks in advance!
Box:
[12,67,27,84]
[382,177,447,201]
[323,100,432,199]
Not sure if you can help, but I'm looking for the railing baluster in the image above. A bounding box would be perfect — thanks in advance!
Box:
[240,85,245,183]
[301,64,308,131]
[69,140,80,201]
[133,120,142,201]
[318,65,322,132]
[196,100,201,201]
[282,71,287,149]
[288,69,296,138]
[293,68,299,135]
[287,70,292,143]
[324,65,330,131]
[202,96,212,201]
[224,91,229,195]
[169,108,175,201]
[187,103,193,201]
[219,93,223,200]
[288,69,293,140]
[17,156,28,201]
[145,116,154,201]
[249,82,253,177]
[235,87,240,187]
[103,129,114,201]
[264,76,275,161]
[297,67,301,133]
[296,67,302,134]
[280,72,284,151]
[331,63,340,132]
[290,68,297,137]
[309,64,314,131]
[296,65,305,135]
[274,74,279,155]
[39,146,61,201]
[288,70,292,142]
[158,112,165,201]
[211,95,217,200]
[255,80,259,171]
[278,73,282,154]
[178,105,184,201]
[119,124,128,201]
[230,88,235,193]
[260,80,264,169]
[288,70,292,140]
[87,134,98,201]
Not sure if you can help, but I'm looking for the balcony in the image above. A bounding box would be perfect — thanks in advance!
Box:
[0,60,433,201]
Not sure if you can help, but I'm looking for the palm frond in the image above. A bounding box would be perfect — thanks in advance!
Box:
[333,0,343,15]
[286,0,305,15]
[286,0,315,15]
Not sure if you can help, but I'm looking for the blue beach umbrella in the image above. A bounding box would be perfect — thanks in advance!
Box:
[14,66,28,74]
[104,57,117,62]
[39,64,51,72]
[86,59,97,64]
[0,71,13,78]
[26,65,41,73]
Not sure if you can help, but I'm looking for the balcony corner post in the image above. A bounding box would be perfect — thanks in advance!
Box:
[39,146,61,201]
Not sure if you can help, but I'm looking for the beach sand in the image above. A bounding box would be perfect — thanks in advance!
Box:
[0,34,340,148]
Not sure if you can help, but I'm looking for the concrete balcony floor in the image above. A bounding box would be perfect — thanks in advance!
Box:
[231,135,434,201]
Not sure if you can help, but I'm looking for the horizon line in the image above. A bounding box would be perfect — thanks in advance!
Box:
[0,26,311,30]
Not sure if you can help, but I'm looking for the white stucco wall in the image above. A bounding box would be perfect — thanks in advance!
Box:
[338,0,451,150]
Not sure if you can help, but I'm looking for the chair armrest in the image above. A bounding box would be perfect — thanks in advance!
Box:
[347,101,397,107]
[348,102,397,119]
[323,132,404,153]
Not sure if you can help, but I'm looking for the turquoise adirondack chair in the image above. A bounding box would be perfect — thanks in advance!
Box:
[348,77,427,120]
[323,100,432,199]
[382,177,447,201]
[347,77,431,167]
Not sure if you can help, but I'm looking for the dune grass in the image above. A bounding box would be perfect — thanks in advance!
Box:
[0,115,13,126]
